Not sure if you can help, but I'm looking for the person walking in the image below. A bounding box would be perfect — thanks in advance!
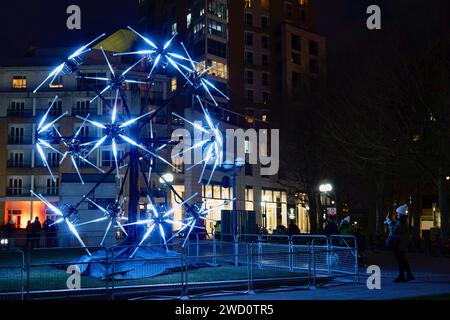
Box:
[385,204,414,283]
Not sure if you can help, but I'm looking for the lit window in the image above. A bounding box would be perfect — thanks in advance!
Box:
[244,0,253,9]
[245,139,251,154]
[208,60,228,79]
[262,114,268,122]
[298,0,308,6]
[260,0,270,10]
[171,77,177,92]
[49,75,64,89]
[12,76,27,89]
[187,13,192,28]
[171,23,177,35]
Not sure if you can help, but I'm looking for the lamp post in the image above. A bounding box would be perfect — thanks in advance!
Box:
[159,173,175,210]
[223,158,245,237]
[319,183,333,229]
[261,196,269,230]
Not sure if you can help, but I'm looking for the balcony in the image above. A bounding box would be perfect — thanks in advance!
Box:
[6,187,31,197]
[8,137,33,145]
[35,161,60,169]
[7,161,32,169]
[72,108,98,116]
[7,109,33,117]
[33,187,59,197]
[35,108,63,118]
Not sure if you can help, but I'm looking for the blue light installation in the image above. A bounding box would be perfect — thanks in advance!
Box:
[30,28,233,254]
[33,34,106,93]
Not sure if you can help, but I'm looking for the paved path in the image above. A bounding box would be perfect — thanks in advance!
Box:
[194,251,450,300]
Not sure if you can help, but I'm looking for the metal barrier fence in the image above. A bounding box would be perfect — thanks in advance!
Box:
[0,234,358,300]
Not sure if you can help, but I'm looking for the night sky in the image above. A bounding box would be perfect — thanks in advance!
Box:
[0,0,139,58]
[0,0,408,59]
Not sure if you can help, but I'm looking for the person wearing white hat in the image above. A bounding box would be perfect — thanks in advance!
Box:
[385,205,414,283]
[338,216,353,236]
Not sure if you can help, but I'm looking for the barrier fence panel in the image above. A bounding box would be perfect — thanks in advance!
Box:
[329,236,359,280]
[250,243,310,291]
[0,234,362,299]
[25,247,109,297]
[0,250,24,300]
[185,249,251,297]
[109,245,184,299]
[291,236,328,277]
[257,235,291,271]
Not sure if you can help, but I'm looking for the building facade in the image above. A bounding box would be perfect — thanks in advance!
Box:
[139,0,326,123]
[0,30,310,245]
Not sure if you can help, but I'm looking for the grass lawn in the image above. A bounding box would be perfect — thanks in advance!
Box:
[0,249,307,293]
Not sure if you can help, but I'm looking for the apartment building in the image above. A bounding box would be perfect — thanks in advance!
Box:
[139,0,326,124]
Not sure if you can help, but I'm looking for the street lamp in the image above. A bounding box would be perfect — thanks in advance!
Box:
[260,195,269,229]
[319,183,333,193]
[223,158,245,237]
[319,183,334,228]
[159,173,174,184]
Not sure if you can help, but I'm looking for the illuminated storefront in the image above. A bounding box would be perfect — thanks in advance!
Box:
[261,189,288,233]
[4,201,48,229]
[202,184,233,233]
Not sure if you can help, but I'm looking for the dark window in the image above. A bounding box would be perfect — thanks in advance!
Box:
[207,39,227,58]
[245,13,253,26]
[285,3,292,18]
[291,52,301,65]
[245,32,254,46]
[300,9,307,24]
[262,73,270,86]
[309,59,319,74]
[291,34,301,51]
[261,35,270,49]
[292,72,301,89]
[245,70,254,84]
[245,51,254,64]
[261,54,269,66]
[246,90,254,102]
[309,40,319,56]
[262,92,271,105]
[261,16,269,28]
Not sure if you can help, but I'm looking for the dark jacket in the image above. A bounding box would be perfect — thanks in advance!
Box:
[387,219,411,252]
[324,222,339,237]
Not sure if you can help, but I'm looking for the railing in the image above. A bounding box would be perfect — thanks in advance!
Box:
[7,109,34,117]
[35,109,63,117]
[7,161,32,169]
[6,188,32,197]
[0,234,359,300]
[33,187,59,197]
[7,137,33,145]
[71,108,98,116]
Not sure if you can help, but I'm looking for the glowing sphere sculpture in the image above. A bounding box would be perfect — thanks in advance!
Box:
[31,28,230,255]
